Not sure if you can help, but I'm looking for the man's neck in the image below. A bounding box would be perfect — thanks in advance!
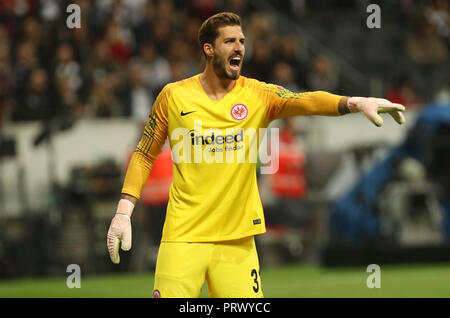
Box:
[199,64,237,101]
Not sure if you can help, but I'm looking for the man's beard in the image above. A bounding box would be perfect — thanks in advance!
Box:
[212,53,240,80]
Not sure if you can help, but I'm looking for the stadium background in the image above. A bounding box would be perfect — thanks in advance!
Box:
[0,0,449,297]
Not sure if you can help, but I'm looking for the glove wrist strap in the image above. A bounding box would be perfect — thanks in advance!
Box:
[347,96,363,112]
[115,213,131,221]
[116,199,135,218]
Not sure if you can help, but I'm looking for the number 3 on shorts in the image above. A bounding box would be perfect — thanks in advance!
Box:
[251,269,260,293]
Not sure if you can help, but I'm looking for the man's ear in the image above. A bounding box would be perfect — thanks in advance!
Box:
[203,43,214,58]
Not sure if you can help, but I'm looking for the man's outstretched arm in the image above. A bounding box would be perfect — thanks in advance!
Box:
[261,84,406,126]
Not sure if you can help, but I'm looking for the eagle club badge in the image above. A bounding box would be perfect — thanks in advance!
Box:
[153,289,161,298]
[230,103,248,121]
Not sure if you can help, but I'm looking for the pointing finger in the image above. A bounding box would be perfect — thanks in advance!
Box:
[389,110,406,125]
[378,103,405,113]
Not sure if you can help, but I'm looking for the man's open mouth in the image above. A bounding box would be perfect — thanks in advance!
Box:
[229,56,241,71]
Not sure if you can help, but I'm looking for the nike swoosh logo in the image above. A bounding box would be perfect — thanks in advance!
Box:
[180,110,196,116]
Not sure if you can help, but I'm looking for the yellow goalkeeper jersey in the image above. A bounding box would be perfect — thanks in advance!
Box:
[122,74,343,242]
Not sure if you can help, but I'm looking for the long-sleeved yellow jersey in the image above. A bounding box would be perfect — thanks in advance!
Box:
[122,74,343,242]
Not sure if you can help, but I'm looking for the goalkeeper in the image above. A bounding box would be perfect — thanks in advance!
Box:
[107,12,405,298]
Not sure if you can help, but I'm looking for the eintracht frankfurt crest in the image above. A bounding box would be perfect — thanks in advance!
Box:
[230,103,248,121]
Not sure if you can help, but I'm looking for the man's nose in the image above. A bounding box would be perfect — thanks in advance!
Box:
[234,43,243,53]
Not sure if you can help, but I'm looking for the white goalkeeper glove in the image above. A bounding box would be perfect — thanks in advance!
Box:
[347,97,406,127]
[107,199,134,264]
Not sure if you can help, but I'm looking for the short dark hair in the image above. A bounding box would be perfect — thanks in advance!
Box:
[198,12,241,57]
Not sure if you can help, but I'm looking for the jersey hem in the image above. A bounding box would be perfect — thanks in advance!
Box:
[160,228,266,243]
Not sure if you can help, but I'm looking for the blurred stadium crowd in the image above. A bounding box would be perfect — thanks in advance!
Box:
[0,0,448,125]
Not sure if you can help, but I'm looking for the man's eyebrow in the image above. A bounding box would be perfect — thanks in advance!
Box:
[223,36,246,41]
